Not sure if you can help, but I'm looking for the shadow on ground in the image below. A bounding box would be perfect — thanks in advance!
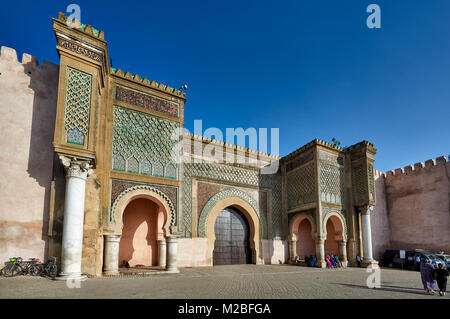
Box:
[333,282,428,296]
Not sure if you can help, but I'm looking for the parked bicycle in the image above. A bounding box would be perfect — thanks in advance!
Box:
[0,257,42,277]
[34,257,58,280]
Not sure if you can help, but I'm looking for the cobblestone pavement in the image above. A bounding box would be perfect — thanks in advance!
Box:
[0,265,448,299]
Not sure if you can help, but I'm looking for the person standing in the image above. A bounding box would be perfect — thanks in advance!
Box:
[420,260,437,294]
[433,263,449,296]
[356,255,362,267]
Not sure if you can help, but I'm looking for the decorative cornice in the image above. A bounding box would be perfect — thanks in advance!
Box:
[282,139,344,162]
[56,36,103,63]
[183,131,280,161]
[111,68,186,98]
[56,12,104,40]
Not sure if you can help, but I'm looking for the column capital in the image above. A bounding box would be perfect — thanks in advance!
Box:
[359,205,374,215]
[165,235,178,243]
[315,237,326,244]
[60,155,93,180]
[104,234,121,243]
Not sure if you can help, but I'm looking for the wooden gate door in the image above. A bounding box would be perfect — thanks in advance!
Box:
[213,207,251,265]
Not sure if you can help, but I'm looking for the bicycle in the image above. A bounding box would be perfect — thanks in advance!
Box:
[35,257,58,280]
[1,257,42,277]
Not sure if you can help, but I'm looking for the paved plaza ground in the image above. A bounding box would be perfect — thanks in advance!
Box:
[0,265,448,299]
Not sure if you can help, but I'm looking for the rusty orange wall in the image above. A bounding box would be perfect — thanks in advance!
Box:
[119,198,160,267]
[295,219,315,258]
[0,46,58,264]
[384,157,450,254]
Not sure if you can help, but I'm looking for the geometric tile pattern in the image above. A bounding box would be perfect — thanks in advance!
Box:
[368,163,375,202]
[319,161,345,205]
[197,188,267,239]
[64,67,92,146]
[112,106,179,179]
[352,163,367,204]
[182,161,282,239]
[286,163,315,210]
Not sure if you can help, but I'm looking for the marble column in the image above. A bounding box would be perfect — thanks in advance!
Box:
[288,236,297,264]
[338,240,348,267]
[361,205,377,266]
[165,236,179,272]
[158,238,167,268]
[103,234,121,275]
[56,156,92,281]
[315,237,326,268]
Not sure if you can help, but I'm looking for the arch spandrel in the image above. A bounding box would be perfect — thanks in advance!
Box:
[321,208,347,242]
[110,185,176,236]
[198,188,267,239]
[289,212,317,241]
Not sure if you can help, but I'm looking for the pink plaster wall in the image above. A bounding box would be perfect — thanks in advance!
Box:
[177,238,209,267]
[370,170,391,260]
[0,47,58,264]
[118,198,162,267]
[384,158,450,253]
[261,239,288,264]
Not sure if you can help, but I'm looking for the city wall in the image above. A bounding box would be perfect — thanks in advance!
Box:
[0,46,58,263]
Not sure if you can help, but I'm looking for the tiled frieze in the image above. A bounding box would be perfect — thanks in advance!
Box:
[351,162,367,204]
[115,86,179,118]
[368,163,375,202]
[111,106,179,179]
[57,37,103,63]
[182,161,282,239]
[319,161,345,205]
[63,66,92,146]
[286,163,315,210]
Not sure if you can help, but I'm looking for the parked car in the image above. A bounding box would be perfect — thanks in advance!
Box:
[436,254,450,270]
[380,249,446,271]
[404,250,446,270]
[380,250,406,269]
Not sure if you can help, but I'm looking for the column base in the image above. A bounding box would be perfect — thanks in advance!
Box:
[103,270,120,276]
[55,272,88,281]
[316,261,327,268]
[165,268,180,274]
[361,260,379,268]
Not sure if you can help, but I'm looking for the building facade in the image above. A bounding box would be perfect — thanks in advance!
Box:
[1,13,448,278]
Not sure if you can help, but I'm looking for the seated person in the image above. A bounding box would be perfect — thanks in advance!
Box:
[334,255,343,267]
[325,255,333,268]
[310,256,317,267]
[304,255,309,266]
[330,255,337,268]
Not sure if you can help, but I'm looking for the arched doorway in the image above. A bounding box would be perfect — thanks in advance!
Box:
[324,218,339,256]
[288,212,316,264]
[296,219,315,258]
[213,207,252,265]
[118,198,165,267]
[323,214,346,265]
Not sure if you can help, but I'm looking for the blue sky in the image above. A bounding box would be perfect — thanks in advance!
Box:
[1,0,449,172]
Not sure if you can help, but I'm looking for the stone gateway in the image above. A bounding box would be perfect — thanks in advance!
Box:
[0,12,448,278]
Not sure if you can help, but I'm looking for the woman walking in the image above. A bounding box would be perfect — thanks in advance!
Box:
[420,260,437,294]
[433,263,449,296]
